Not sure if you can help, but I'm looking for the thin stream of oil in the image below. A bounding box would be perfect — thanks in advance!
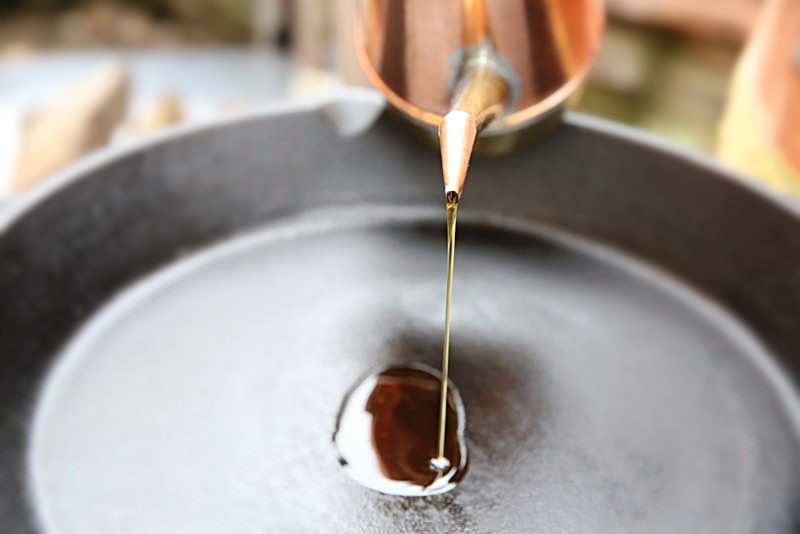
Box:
[434,199,458,469]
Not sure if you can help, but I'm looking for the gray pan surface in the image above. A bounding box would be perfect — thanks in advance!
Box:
[0,91,799,533]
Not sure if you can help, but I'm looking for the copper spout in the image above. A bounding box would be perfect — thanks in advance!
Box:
[439,0,511,200]
[440,62,510,199]
[440,111,475,202]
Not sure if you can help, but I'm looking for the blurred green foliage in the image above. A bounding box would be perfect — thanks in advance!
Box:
[0,0,173,16]
[0,0,248,39]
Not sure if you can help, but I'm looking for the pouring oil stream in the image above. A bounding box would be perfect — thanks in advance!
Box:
[431,110,479,472]
[433,193,459,471]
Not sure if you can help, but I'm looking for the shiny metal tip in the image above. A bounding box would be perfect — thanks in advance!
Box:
[439,110,477,200]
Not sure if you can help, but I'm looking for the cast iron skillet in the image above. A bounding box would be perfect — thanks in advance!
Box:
[0,90,798,533]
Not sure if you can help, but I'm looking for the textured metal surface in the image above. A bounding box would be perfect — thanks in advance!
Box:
[0,93,799,532]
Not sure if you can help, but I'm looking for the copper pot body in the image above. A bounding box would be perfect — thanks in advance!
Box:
[355,0,605,132]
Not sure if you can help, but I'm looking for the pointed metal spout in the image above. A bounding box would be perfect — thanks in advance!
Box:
[439,55,510,200]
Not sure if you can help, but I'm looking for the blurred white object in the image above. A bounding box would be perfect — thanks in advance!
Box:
[0,108,21,197]
[122,92,185,138]
[14,63,129,191]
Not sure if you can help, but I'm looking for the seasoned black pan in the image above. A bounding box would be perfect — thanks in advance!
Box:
[1,90,798,533]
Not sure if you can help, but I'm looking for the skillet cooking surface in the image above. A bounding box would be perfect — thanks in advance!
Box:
[1,95,799,532]
[30,211,800,533]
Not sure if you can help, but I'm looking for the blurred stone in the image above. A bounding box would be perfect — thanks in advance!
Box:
[286,66,343,99]
[124,92,185,137]
[12,63,129,191]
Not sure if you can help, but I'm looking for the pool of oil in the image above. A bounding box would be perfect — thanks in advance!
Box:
[333,365,468,496]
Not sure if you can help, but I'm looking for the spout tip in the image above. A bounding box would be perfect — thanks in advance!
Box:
[439,110,477,201]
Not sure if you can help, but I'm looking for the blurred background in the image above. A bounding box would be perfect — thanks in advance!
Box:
[0,0,797,195]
